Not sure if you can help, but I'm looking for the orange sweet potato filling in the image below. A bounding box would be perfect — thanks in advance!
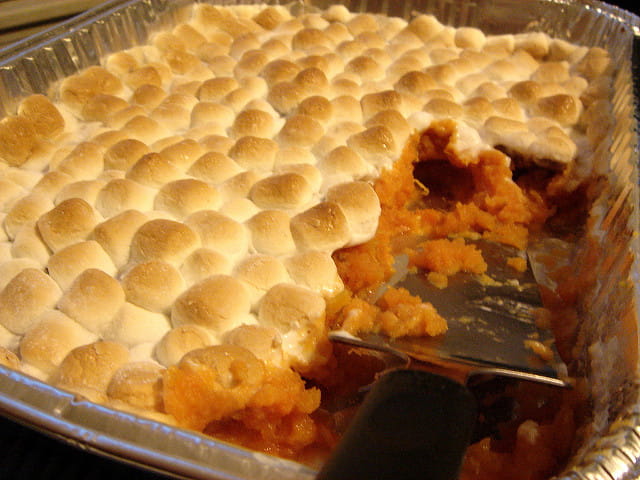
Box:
[162,120,588,478]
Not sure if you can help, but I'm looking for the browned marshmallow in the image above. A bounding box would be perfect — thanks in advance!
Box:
[184,210,248,258]
[317,145,370,182]
[106,302,170,347]
[347,125,397,166]
[47,241,116,291]
[125,152,183,188]
[187,152,242,184]
[4,193,53,240]
[121,260,185,313]
[534,94,582,126]
[290,201,350,252]
[57,268,124,335]
[154,179,221,219]
[20,310,95,376]
[131,84,166,109]
[277,114,324,148]
[234,254,291,303]
[129,218,199,266]
[171,275,251,336]
[10,226,50,267]
[227,136,278,171]
[0,346,20,370]
[0,258,41,290]
[0,116,42,168]
[82,94,129,123]
[257,283,326,369]
[249,173,312,210]
[229,108,277,139]
[18,94,65,139]
[246,210,296,256]
[326,181,380,245]
[198,134,234,154]
[0,268,61,334]
[107,361,165,410]
[267,81,305,115]
[95,178,155,218]
[180,247,232,285]
[54,340,130,397]
[103,139,150,172]
[159,139,205,171]
[91,210,148,269]
[361,90,403,120]
[155,324,212,366]
[222,324,283,366]
[60,66,123,111]
[260,59,302,87]
[56,142,105,181]
[121,115,168,144]
[284,250,344,297]
[37,198,100,253]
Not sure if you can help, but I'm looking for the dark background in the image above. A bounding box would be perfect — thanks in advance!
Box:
[1,0,639,479]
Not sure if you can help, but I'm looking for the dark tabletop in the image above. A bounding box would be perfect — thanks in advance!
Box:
[0,414,173,479]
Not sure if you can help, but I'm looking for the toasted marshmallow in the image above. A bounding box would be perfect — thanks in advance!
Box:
[47,241,117,291]
[57,142,105,181]
[317,145,371,184]
[155,324,212,366]
[54,340,131,396]
[326,181,380,245]
[184,210,248,259]
[103,139,150,172]
[284,250,344,297]
[107,361,165,410]
[228,136,278,171]
[125,152,183,188]
[187,152,242,184]
[105,302,170,347]
[277,114,324,148]
[37,198,100,253]
[180,247,232,285]
[129,218,199,266]
[229,108,276,139]
[154,179,221,219]
[222,324,284,366]
[347,125,397,167]
[249,173,312,210]
[57,268,125,334]
[10,225,51,267]
[29,170,73,203]
[60,66,124,111]
[0,258,40,290]
[0,268,62,334]
[171,274,251,337]
[95,178,155,218]
[4,193,53,240]
[267,81,305,115]
[257,283,326,369]
[19,310,95,376]
[121,260,185,313]
[290,201,350,252]
[246,209,296,256]
[234,254,291,305]
[91,210,148,269]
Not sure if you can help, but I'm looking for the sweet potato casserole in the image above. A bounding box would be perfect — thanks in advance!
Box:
[0,3,624,478]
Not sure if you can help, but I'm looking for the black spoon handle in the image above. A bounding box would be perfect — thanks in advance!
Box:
[317,369,477,480]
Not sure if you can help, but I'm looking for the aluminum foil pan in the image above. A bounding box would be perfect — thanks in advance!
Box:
[0,1,638,479]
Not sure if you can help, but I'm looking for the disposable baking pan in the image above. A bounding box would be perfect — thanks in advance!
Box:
[0,1,639,479]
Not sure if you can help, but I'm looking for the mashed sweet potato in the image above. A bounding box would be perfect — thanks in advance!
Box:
[162,120,587,477]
